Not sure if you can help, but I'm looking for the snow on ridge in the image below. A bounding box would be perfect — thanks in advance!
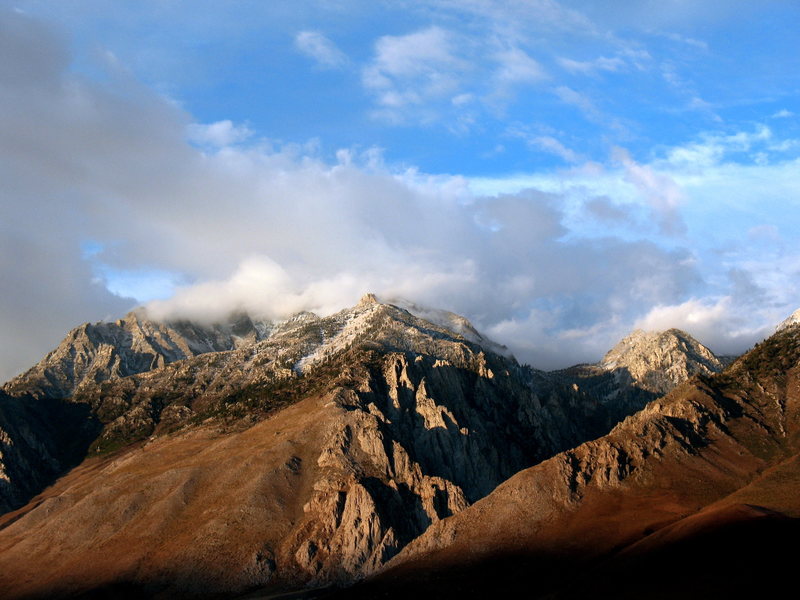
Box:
[293,301,382,374]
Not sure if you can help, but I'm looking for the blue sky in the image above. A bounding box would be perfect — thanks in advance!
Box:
[1,1,800,379]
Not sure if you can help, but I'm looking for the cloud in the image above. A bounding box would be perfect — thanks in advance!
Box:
[493,47,548,84]
[660,126,773,169]
[0,7,709,376]
[553,85,603,121]
[613,147,686,235]
[634,296,771,356]
[659,32,708,51]
[583,197,632,223]
[558,55,625,74]
[362,26,465,117]
[294,30,347,69]
[188,120,253,148]
[529,136,581,163]
[0,7,187,381]
[432,0,596,35]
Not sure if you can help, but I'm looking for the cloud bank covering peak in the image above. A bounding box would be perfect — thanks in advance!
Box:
[1,3,800,381]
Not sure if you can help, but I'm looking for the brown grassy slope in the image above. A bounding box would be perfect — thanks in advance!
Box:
[0,394,330,599]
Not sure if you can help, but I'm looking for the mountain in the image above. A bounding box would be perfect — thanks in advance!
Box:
[598,327,726,393]
[555,327,727,428]
[3,309,273,399]
[347,320,800,599]
[0,309,273,515]
[0,296,731,598]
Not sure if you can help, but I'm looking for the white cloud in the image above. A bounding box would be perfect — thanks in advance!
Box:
[294,30,347,69]
[558,55,625,74]
[529,135,581,163]
[362,26,465,116]
[187,120,253,148]
[613,147,686,235]
[493,47,548,84]
[554,85,603,122]
[659,126,773,169]
[634,296,775,356]
[772,109,794,119]
[432,0,596,35]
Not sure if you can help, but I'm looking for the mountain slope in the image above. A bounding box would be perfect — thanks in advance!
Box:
[350,323,800,599]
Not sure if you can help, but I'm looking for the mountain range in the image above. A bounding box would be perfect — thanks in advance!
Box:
[0,294,796,598]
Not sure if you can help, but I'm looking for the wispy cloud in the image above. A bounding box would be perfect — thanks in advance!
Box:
[294,30,348,69]
[493,47,548,84]
[553,85,603,122]
[507,124,582,163]
[187,120,253,148]
[558,55,625,74]
[613,147,686,235]
[362,26,466,119]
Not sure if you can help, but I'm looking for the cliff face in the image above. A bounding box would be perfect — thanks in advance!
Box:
[355,323,800,599]
[0,390,99,514]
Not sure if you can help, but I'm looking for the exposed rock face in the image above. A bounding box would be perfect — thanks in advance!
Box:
[0,390,99,514]
[353,323,800,599]
[599,328,725,394]
[2,310,273,399]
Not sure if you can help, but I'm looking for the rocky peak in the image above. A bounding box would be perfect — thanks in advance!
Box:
[1,309,274,398]
[358,292,380,306]
[599,328,723,394]
[776,308,800,332]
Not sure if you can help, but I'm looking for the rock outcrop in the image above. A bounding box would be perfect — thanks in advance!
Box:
[0,390,99,514]
[777,307,800,332]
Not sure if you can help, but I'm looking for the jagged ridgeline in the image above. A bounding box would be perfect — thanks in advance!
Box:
[0,295,730,598]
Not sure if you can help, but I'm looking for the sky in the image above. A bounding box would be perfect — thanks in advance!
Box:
[1,0,800,381]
